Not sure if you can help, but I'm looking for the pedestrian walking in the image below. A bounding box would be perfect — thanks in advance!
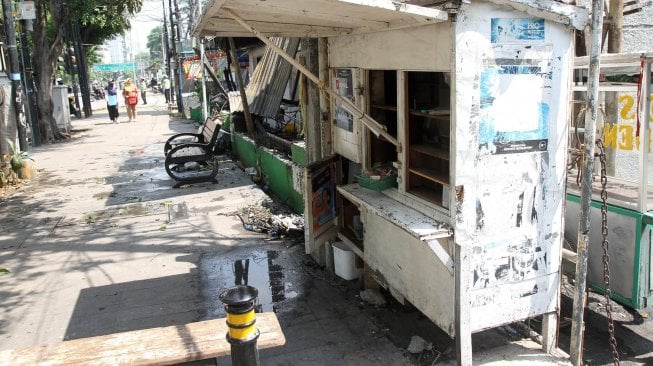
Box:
[162,76,171,104]
[122,78,139,122]
[106,79,119,123]
[139,78,148,105]
[150,77,158,93]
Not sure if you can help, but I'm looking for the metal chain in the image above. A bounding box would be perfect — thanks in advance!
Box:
[595,139,620,365]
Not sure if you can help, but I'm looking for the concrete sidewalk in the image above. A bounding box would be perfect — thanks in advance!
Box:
[0,93,408,365]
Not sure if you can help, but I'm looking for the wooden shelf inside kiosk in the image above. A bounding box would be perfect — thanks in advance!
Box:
[405,71,451,208]
[370,104,397,112]
[410,144,449,160]
[410,186,444,206]
[408,168,449,186]
[409,109,450,119]
[367,70,399,166]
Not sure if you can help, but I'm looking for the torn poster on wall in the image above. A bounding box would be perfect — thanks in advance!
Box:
[311,162,336,230]
[470,237,550,291]
[491,18,545,43]
[479,45,553,155]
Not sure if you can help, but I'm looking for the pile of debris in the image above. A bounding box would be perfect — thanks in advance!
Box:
[236,199,304,240]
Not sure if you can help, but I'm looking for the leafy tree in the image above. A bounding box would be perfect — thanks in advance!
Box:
[32,0,142,143]
[147,26,163,59]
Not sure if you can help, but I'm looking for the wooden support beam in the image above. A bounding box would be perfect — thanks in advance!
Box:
[223,7,400,148]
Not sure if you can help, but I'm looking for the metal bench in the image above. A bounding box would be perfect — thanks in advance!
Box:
[164,117,221,155]
[0,312,285,366]
[164,118,222,187]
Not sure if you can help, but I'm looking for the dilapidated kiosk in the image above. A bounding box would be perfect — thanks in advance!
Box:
[196,0,588,363]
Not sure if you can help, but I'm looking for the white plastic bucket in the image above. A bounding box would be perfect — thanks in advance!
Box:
[332,241,359,280]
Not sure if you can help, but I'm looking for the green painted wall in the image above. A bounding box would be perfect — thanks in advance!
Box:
[232,133,304,214]
[291,141,307,167]
[233,133,258,168]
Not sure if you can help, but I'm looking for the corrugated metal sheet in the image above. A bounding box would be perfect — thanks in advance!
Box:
[230,37,300,118]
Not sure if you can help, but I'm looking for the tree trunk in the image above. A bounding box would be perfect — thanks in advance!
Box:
[0,85,9,155]
[32,0,68,143]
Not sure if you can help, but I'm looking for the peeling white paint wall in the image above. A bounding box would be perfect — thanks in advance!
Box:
[454,2,571,331]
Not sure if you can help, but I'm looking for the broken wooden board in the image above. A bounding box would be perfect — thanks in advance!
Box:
[0,312,284,366]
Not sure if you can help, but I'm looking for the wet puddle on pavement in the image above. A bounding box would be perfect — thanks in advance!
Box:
[200,249,298,318]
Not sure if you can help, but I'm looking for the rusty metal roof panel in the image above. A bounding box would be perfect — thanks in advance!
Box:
[230,37,300,118]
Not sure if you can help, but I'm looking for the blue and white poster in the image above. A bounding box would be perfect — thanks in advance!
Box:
[479,46,552,155]
[491,18,545,43]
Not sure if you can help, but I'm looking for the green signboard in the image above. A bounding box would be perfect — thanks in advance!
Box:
[93,63,136,72]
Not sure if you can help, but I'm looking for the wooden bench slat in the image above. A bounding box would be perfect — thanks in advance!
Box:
[0,312,284,366]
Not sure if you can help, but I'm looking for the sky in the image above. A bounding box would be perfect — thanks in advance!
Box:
[129,0,165,53]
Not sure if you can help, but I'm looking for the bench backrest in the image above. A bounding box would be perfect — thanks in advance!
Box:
[202,118,222,148]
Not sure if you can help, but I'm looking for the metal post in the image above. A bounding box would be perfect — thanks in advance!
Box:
[173,0,183,111]
[570,0,605,364]
[162,0,171,82]
[638,58,651,212]
[168,0,176,105]
[219,286,261,366]
[200,38,208,121]
[1,0,28,151]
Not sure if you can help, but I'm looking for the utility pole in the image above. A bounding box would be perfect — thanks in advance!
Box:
[2,0,29,151]
[173,0,183,113]
[168,0,176,107]
[162,0,171,82]
[570,0,605,365]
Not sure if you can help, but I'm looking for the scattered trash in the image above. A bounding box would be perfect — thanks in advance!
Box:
[0,268,10,275]
[245,167,257,176]
[159,224,167,231]
[236,203,304,239]
[406,335,430,354]
[359,289,386,307]
[85,215,95,224]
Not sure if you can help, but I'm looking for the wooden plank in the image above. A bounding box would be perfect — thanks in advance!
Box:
[455,244,473,365]
[410,144,449,160]
[337,184,451,240]
[0,313,284,366]
[541,312,558,354]
[370,104,397,111]
[408,167,449,186]
[197,0,447,37]
[338,231,364,258]
[410,186,443,206]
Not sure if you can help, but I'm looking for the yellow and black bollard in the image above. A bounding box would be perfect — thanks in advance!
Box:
[219,285,260,366]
